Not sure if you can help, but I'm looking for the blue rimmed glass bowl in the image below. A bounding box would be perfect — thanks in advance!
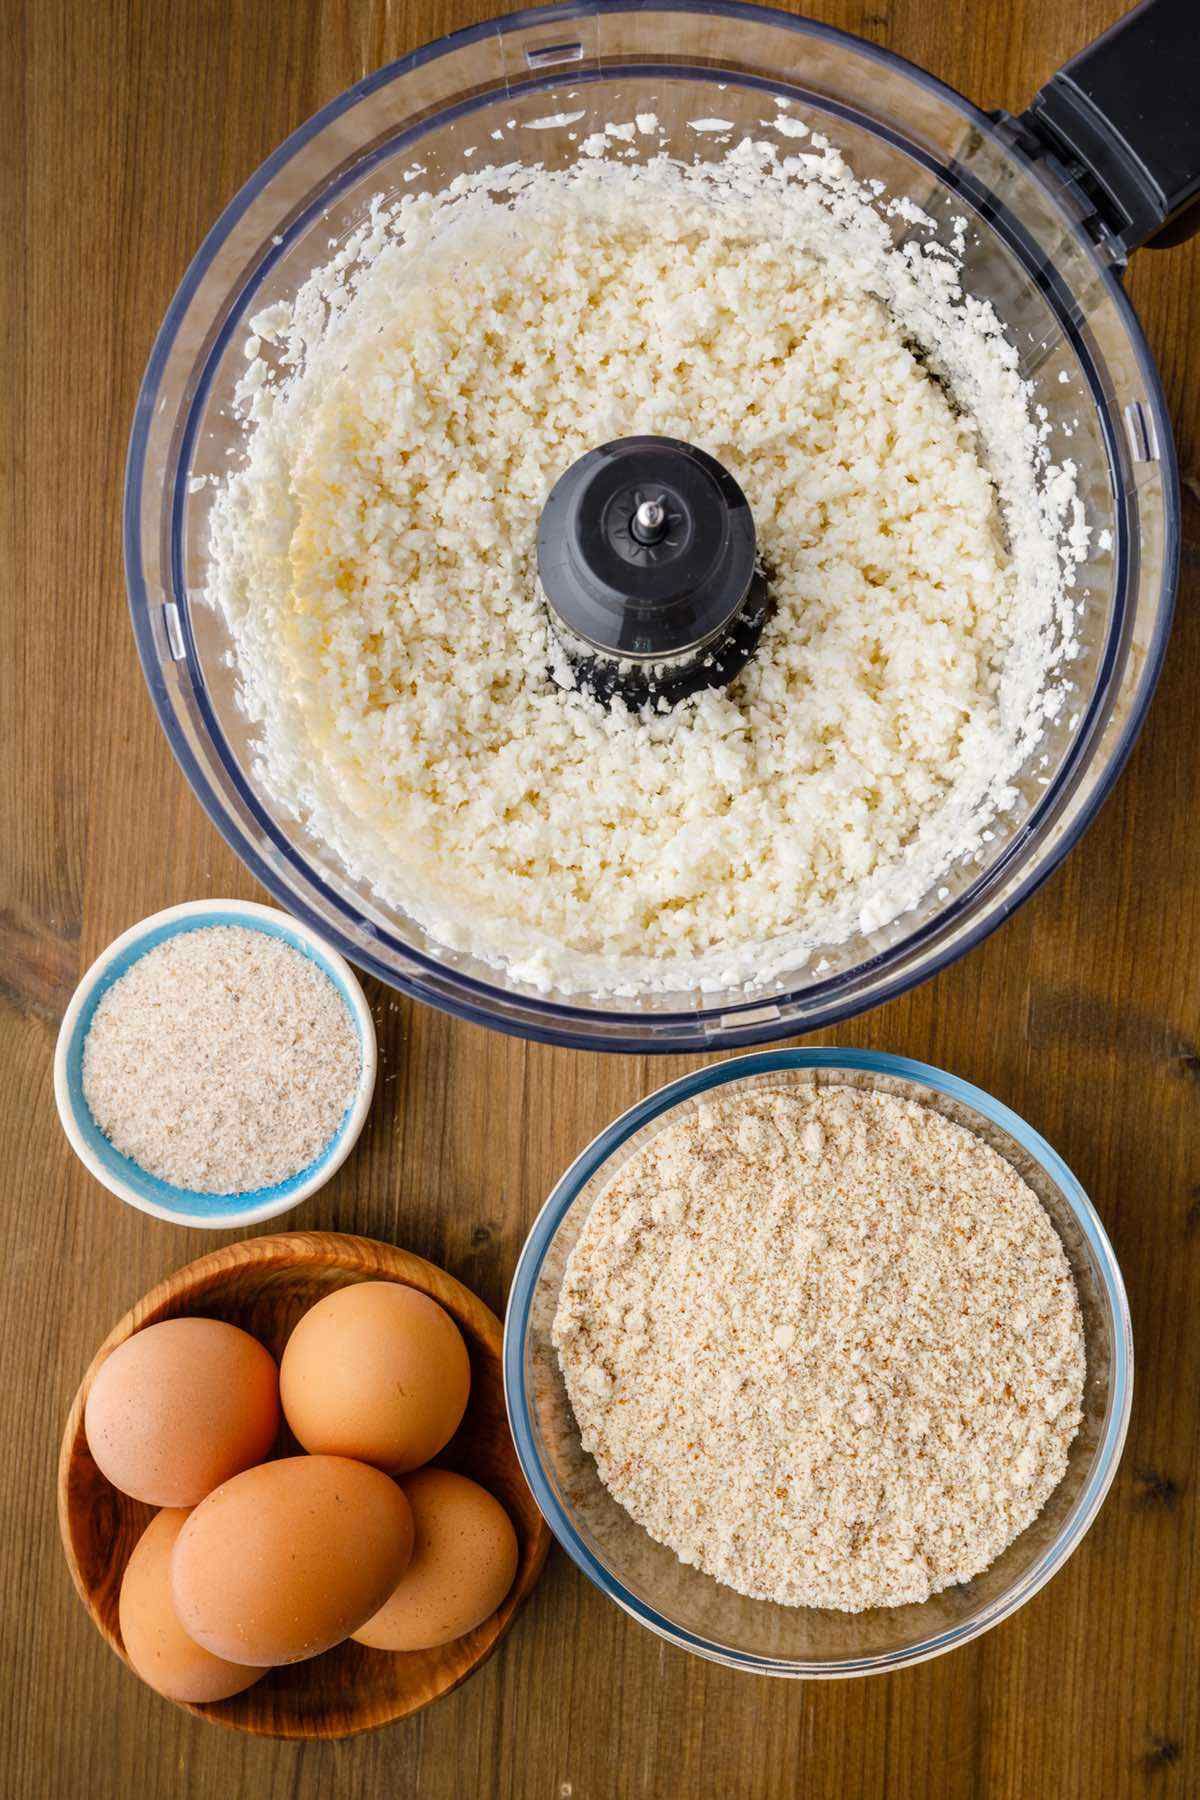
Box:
[503,1049,1131,1676]
[54,901,377,1230]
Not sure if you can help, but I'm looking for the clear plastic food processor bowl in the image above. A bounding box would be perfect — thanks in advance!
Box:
[502,1050,1132,1674]
[126,1,1179,1051]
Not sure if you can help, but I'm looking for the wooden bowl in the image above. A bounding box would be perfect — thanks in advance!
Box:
[58,1231,551,1739]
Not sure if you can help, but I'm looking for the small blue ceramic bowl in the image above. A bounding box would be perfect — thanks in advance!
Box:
[54,900,377,1229]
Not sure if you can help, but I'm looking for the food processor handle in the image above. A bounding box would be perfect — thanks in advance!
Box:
[1021,0,1200,254]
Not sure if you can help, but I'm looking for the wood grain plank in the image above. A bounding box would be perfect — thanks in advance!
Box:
[2,0,1197,1794]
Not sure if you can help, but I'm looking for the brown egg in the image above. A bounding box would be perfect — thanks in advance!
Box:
[171,1455,414,1666]
[84,1317,280,1506]
[118,1509,265,1704]
[352,1468,517,1652]
[279,1280,471,1473]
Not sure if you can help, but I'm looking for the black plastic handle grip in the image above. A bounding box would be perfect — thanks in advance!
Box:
[1023,0,1200,253]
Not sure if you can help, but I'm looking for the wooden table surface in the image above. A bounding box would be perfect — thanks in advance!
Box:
[3,0,1197,1794]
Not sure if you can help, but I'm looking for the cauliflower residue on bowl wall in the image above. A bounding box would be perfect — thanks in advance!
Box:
[207,133,1086,997]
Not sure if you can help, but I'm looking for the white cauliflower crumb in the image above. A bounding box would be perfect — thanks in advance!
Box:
[526,111,586,130]
[207,135,1086,998]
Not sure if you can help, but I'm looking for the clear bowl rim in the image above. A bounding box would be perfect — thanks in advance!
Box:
[53,899,378,1229]
[501,1047,1133,1675]
[124,0,1180,1052]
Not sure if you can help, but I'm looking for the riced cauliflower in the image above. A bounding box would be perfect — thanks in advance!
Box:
[209,134,1085,996]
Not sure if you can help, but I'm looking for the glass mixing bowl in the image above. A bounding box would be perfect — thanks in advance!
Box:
[502,1050,1132,1674]
[126,0,1188,1050]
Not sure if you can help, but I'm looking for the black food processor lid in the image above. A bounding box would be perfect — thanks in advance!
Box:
[537,435,769,708]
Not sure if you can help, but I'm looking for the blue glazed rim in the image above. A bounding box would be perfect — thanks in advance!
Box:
[53,901,378,1229]
[123,0,1180,1052]
[503,1048,1134,1675]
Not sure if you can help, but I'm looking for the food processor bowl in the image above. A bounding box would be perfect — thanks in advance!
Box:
[126,0,1195,1050]
[502,1049,1133,1674]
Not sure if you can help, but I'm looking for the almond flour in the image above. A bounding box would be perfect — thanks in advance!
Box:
[82,926,361,1194]
[553,1083,1086,1611]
